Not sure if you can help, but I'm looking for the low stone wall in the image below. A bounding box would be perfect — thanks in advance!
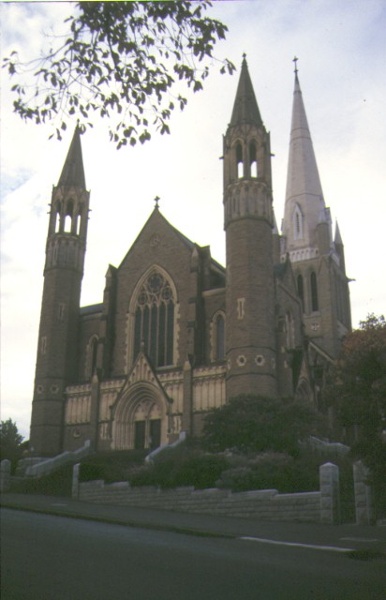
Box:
[78,480,321,522]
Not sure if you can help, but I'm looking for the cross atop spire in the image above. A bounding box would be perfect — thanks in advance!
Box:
[293,56,299,75]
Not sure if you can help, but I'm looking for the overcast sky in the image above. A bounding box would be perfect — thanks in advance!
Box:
[1,1,385,439]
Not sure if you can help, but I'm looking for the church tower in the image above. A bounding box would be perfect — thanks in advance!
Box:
[30,127,90,456]
[281,65,351,358]
[224,57,277,399]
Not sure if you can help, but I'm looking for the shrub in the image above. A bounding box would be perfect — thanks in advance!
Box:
[79,450,147,483]
[129,446,228,489]
[11,464,73,496]
[217,452,297,492]
[202,394,328,455]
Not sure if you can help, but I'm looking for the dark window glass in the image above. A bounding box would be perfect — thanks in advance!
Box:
[134,306,142,359]
[311,272,319,312]
[236,143,243,178]
[297,274,304,311]
[91,338,98,374]
[133,272,175,366]
[249,141,257,177]
[216,315,225,360]
[158,303,166,366]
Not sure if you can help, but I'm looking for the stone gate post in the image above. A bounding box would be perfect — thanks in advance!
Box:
[353,460,374,525]
[72,463,80,499]
[319,462,340,524]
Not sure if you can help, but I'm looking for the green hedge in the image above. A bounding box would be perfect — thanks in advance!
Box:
[129,448,228,489]
[79,450,147,483]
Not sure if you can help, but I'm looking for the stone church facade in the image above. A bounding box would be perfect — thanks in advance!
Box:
[30,59,351,456]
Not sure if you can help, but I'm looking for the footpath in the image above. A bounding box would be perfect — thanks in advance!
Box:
[1,492,386,557]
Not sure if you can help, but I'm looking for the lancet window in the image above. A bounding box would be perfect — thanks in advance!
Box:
[85,335,99,379]
[236,142,243,179]
[297,274,304,311]
[293,204,304,240]
[310,271,319,312]
[133,271,175,367]
[213,312,225,360]
[249,141,258,177]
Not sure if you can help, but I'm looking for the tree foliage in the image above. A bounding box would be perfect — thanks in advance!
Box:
[327,314,386,439]
[0,419,24,469]
[326,314,386,516]
[3,1,235,148]
[202,395,327,455]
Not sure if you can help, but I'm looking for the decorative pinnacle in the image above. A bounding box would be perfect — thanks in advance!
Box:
[154,195,160,209]
[293,56,299,74]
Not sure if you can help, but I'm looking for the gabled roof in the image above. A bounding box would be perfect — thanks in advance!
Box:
[58,126,86,188]
[118,207,224,275]
[79,303,103,316]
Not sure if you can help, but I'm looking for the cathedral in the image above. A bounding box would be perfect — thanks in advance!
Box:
[30,59,351,457]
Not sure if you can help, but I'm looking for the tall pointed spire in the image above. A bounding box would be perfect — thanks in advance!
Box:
[230,55,262,127]
[58,126,86,188]
[334,221,343,246]
[282,64,327,250]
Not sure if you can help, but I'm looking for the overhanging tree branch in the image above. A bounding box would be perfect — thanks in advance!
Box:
[3,1,235,148]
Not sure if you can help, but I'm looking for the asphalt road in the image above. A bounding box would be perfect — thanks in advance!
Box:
[1,508,385,600]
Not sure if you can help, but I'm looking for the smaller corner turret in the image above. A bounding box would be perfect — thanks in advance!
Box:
[30,127,91,456]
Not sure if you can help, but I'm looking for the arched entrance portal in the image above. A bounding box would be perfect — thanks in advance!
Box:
[113,383,168,450]
[133,400,161,450]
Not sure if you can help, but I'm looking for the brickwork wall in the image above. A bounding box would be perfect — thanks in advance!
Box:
[112,211,195,376]
[78,480,321,523]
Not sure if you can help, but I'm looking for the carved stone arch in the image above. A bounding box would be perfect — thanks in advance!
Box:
[112,382,169,450]
[125,265,179,372]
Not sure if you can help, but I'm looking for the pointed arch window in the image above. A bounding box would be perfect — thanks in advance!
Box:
[64,200,74,233]
[134,271,175,367]
[214,313,225,360]
[55,201,62,233]
[75,208,82,236]
[297,274,304,311]
[85,335,99,379]
[285,311,295,349]
[293,205,304,240]
[249,141,258,178]
[310,271,319,312]
[236,143,243,179]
